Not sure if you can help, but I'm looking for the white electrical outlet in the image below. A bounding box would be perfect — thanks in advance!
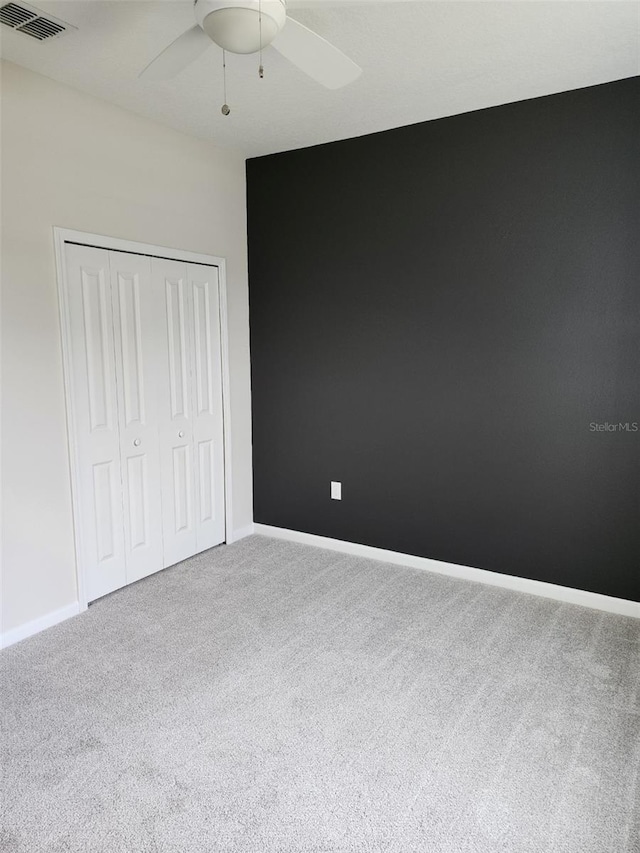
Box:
[331,481,342,500]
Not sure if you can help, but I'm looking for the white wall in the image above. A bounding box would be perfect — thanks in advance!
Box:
[0,61,253,637]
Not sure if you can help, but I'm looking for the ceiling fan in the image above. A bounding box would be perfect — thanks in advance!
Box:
[140,0,362,90]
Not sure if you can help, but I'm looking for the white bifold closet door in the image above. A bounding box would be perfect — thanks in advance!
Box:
[64,243,225,603]
[66,244,127,600]
[154,258,226,567]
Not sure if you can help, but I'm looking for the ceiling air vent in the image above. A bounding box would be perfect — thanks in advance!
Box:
[0,2,74,40]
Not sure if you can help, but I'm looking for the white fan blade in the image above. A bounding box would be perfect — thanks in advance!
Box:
[139,26,213,80]
[272,18,361,89]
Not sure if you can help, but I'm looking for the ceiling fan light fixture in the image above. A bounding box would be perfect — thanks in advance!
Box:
[200,2,285,55]
[141,0,362,90]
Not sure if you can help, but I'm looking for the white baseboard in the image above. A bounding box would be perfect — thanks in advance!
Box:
[230,523,255,543]
[254,524,640,619]
[3,527,634,649]
[1,602,81,650]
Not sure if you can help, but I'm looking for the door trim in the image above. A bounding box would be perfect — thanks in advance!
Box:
[54,227,234,611]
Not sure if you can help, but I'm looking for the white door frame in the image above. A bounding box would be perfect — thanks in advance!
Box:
[54,227,234,612]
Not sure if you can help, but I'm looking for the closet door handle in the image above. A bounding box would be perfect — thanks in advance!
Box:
[178,430,185,438]
[133,438,141,447]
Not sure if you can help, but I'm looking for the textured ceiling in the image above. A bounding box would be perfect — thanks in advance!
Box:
[1,1,638,157]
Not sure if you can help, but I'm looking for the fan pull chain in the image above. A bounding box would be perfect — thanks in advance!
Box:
[258,0,264,78]
[221,49,230,115]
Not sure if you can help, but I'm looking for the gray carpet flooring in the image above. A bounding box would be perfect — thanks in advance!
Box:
[1,535,639,852]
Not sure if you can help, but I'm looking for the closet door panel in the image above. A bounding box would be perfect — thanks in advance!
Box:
[197,439,214,525]
[110,252,164,584]
[172,444,193,532]
[189,264,225,550]
[64,244,126,601]
[92,461,119,564]
[126,454,148,549]
[154,258,197,567]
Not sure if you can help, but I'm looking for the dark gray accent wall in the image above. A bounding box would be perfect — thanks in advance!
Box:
[247,77,640,602]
